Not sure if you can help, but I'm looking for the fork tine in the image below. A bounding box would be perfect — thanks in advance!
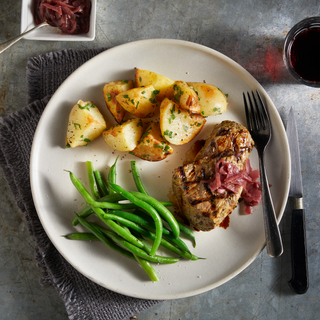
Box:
[243,92,253,131]
[247,91,259,131]
[255,90,270,130]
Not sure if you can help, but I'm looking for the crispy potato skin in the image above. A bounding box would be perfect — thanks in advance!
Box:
[132,122,173,161]
[116,85,159,118]
[187,82,227,117]
[135,69,175,100]
[103,80,134,123]
[173,81,200,114]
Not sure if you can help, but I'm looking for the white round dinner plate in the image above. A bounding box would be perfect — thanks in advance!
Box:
[30,39,290,300]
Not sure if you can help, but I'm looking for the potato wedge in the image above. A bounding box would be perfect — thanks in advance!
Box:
[116,85,159,118]
[135,69,175,100]
[187,82,227,117]
[173,81,200,114]
[102,118,145,151]
[160,98,206,145]
[66,100,107,148]
[132,122,173,161]
[103,80,134,123]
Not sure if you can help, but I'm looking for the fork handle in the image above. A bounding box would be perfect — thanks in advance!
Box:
[259,152,284,258]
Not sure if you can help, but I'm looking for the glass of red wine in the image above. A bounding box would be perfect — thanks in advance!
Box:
[284,17,320,87]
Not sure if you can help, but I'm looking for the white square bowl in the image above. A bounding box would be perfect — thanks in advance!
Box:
[20,0,96,41]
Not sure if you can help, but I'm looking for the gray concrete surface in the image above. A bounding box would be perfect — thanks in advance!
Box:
[1,0,319,319]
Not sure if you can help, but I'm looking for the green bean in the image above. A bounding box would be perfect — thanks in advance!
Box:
[133,254,159,282]
[101,212,197,260]
[90,206,145,249]
[132,209,190,252]
[108,182,163,256]
[95,225,179,264]
[94,170,109,197]
[86,161,101,200]
[63,232,99,241]
[72,206,93,226]
[67,171,138,210]
[108,209,191,255]
[178,222,197,248]
[131,191,179,238]
[108,156,119,194]
[98,193,126,202]
[74,213,135,261]
[130,161,148,195]
[72,193,128,227]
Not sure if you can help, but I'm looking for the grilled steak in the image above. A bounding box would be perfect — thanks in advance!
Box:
[172,120,254,231]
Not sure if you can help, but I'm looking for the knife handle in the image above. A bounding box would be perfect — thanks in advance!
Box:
[288,208,309,294]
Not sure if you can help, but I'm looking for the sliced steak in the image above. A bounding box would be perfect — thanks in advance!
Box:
[172,120,254,231]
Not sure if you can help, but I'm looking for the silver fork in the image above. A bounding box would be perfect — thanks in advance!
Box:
[243,90,283,258]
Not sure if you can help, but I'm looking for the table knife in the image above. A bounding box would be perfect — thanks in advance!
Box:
[286,107,309,294]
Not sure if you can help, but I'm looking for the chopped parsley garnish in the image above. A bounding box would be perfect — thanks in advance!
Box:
[140,127,152,141]
[183,125,189,132]
[78,103,95,111]
[218,88,228,98]
[106,93,111,102]
[163,130,173,139]
[168,104,176,124]
[173,84,183,101]
[149,89,160,104]
[74,123,81,130]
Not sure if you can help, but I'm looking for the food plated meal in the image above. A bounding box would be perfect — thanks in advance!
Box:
[62,68,263,281]
[30,39,290,299]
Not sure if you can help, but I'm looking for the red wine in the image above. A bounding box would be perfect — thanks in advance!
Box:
[290,27,320,82]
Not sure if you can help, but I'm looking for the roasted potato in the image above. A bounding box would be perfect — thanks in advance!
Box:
[102,118,145,151]
[116,85,159,118]
[66,100,107,148]
[172,81,200,114]
[159,98,206,145]
[135,69,175,100]
[103,80,134,123]
[187,82,227,117]
[132,122,173,161]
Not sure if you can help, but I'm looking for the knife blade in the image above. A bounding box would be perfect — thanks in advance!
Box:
[286,107,308,294]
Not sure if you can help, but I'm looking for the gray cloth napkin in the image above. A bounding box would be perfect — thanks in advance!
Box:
[0,48,161,320]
